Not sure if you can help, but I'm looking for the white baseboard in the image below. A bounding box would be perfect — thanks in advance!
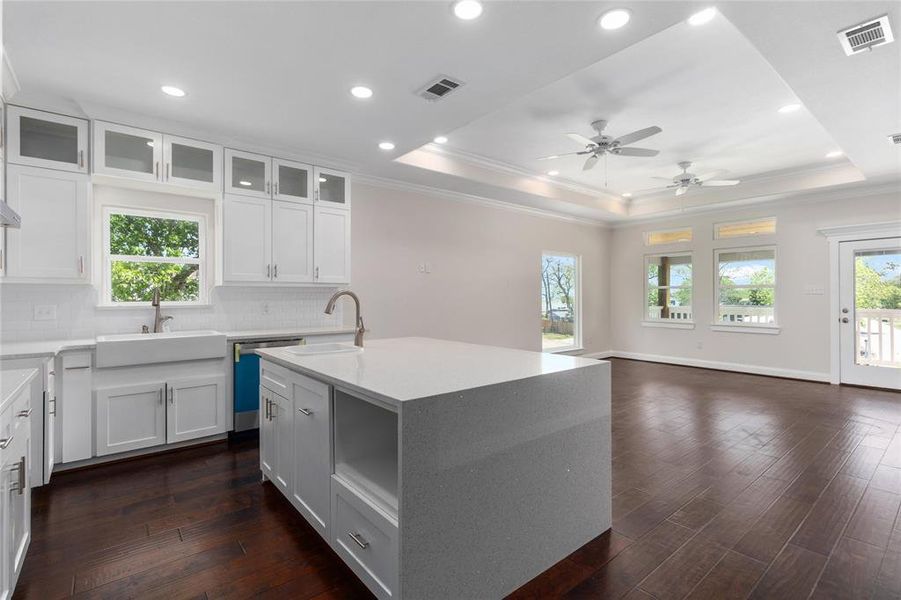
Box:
[584,350,831,383]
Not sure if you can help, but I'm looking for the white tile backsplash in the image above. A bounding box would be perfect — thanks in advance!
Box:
[0,284,344,342]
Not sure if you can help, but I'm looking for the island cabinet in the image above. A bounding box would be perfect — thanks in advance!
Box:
[257,337,612,600]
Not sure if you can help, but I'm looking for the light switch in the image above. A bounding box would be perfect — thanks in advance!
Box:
[34,305,57,321]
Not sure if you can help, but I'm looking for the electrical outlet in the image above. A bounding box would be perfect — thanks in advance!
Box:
[34,305,57,321]
[424,262,432,274]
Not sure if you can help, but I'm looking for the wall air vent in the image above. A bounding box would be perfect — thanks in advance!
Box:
[417,75,465,102]
[838,15,894,56]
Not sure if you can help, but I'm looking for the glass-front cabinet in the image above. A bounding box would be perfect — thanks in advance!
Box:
[274,158,313,204]
[314,167,350,209]
[163,135,221,190]
[225,149,271,199]
[7,106,89,173]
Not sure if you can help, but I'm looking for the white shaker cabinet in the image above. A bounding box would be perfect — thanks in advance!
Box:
[5,164,90,282]
[95,382,167,456]
[314,167,350,209]
[274,158,313,204]
[166,375,227,444]
[314,206,351,284]
[225,149,271,199]
[223,194,272,283]
[60,353,93,463]
[259,388,276,481]
[291,374,331,537]
[6,105,88,173]
[1,378,33,599]
[271,201,314,283]
[162,134,222,191]
[259,388,291,496]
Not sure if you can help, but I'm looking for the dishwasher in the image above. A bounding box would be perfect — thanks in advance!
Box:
[232,338,304,433]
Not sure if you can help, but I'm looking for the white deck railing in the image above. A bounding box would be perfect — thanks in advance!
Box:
[717,306,775,324]
[648,306,693,320]
[857,309,901,367]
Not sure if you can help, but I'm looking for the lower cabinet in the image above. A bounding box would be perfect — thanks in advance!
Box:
[259,388,292,496]
[96,375,226,456]
[1,377,33,599]
[291,376,330,536]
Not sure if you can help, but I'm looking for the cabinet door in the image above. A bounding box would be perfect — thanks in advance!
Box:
[60,353,92,463]
[5,164,90,281]
[92,121,162,182]
[273,158,313,204]
[225,149,271,198]
[314,167,350,209]
[272,392,292,497]
[260,389,275,480]
[95,383,166,456]
[163,135,222,191]
[314,206,351,284]
[6,106,88,173]
[271,201,314,283]
[223,194,272,282]
[291,375,330,536]
[166,376,226,443]
[44,360,56,485]
[4,430,30,593]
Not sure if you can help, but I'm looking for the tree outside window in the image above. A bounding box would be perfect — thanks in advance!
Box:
[646,254,692,321]
[716,248,776,325]
[541,253,580,351]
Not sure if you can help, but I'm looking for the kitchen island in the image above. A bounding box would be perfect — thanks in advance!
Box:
[256,337,611,599]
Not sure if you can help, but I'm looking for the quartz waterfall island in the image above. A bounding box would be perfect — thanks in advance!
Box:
[256,337,611,599]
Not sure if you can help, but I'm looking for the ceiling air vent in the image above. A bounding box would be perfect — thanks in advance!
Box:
[837,15,894,56]
[417,75,465,102]
[889,133,901,145]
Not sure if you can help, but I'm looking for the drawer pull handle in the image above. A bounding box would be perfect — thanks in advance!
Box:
[0,436,12,450]
[17,409,32,419]
[65,366,90,370]
[348,532,369,549]
[298,408,313,416]
[49,398,57,416]
[10,457,25,495]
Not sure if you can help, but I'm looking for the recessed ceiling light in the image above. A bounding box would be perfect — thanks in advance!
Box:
[825,150,843,158]
[319,177,327,183]
[160,85,186,97]
[239,180,252,186]
[433,136,448,144]
[378,141,395,150]
[547,170,560,176]
[350,86,373,99]
[778,103,802,114]
[623,192,633,197]
[599,9,631,31]
[453,0,483,20]
[687,7,716,26]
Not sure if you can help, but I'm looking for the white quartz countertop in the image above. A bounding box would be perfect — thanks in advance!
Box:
[0,368,38,412]
[256,337,603,404]
[0,327,355,360]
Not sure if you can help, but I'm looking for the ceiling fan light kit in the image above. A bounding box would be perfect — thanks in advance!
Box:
[539,119,663,171]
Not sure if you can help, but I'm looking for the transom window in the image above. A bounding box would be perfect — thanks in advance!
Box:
[716,247,776,325]
[645,227,693,246]
[541,252,581,352]
[645,254,693,321]
[103,207,206,305]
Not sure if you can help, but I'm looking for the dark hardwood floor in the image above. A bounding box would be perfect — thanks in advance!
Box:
[16,358,901,599]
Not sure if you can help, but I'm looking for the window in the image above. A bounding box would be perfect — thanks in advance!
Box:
[645,227,693,246]
[103,207,206,305]
[541,253,581,351]
[715,217,776,240]
[645,254,692,321]
[716,247,776,325]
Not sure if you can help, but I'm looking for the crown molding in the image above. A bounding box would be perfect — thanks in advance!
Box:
[817,220,901,239]
[354,173,610,228]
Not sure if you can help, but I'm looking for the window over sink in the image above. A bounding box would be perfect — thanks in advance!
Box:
[102,207,207,305]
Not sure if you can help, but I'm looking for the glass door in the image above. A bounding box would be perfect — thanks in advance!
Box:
[225,149,271,199]
[839,237,901,389]
[7,106,88,173]
[93,121,162,182]
[163,135,222,191]
[314,167,350,209]
[273,158,313,203]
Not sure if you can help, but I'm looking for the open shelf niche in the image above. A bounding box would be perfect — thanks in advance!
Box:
[333,389,399,517]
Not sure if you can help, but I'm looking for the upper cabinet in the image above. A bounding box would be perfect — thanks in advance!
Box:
[225,149,271,199]
[226,150,322,206]
[7,106,88,173]
[93,121,221,192]
[274,158,313,203]
[314,167,350,209]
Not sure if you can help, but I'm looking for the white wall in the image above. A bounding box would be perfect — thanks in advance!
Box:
[609,191,901,380]
[350,182,611,354]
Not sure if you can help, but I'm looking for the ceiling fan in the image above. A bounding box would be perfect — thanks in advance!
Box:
[651,161,741,196]
[538,119,662,171]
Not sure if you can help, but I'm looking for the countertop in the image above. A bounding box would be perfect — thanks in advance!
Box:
[256,336,603,404]
[0,368,38,413]
[0,327,356,360]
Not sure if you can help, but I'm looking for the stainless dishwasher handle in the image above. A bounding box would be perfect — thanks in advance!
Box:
[348,532,369,549]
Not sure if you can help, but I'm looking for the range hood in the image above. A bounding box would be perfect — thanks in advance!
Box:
[0,202,21,228]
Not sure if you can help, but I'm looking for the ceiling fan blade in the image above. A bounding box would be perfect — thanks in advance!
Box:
[567,133,597,147]
[675,186,688,196]
[614,126,662,146]
[696,170,725,182]
[582,155,600,171]
[536,151,583,161]
[615,147,659,157]
[651,176,675,181]
[702,179,741,186]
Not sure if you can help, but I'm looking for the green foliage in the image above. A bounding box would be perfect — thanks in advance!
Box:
[719,266,774,306]
[108,213,201,303]
[856,258,901,309]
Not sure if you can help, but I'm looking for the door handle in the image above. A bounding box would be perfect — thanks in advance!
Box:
[274,181,278,196]
[169,386,174,404]
[841,317,849,323]
[267,264,271,278]
[166,162,170,181]
[154,161,158,179]
[266,181,271,195]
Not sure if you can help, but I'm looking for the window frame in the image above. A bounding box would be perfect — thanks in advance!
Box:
[540,251,582,353]
[713,245,779,331]
[101,205,208,307]
[714,217,777,240]
[643,252,694,326]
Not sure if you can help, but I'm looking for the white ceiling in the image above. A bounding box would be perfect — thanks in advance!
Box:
[5,1,900,223]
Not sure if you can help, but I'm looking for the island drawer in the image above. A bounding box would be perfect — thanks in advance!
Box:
[331,475,398,600]
[260,361,290,396]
